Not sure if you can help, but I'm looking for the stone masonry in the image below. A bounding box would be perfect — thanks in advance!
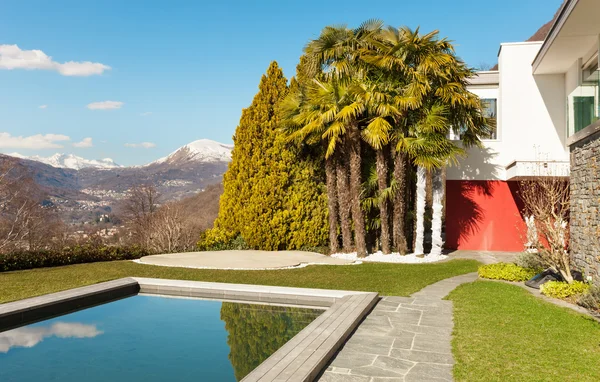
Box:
[570,131,600,282]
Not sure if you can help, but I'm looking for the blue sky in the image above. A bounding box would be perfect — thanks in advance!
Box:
[0,0,563,166]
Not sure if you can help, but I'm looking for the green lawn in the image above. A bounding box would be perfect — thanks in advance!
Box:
[0,259,479,304]
[448,281,600,382]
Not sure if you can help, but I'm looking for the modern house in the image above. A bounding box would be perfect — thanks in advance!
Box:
[446,0,600,281]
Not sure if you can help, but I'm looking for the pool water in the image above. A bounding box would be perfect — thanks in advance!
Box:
[0,295,322,381]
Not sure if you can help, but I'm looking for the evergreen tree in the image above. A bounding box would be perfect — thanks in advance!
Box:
[200,62,328,250]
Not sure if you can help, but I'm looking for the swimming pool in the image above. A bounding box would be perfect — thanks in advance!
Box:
[0,295,322,382]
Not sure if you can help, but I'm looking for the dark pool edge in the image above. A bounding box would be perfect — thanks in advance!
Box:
[0,278,139,331]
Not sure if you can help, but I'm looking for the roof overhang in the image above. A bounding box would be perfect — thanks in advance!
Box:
[533,0,600,74]
[466,71,499,86]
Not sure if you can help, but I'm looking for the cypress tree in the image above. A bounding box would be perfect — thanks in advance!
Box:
[201,61,328,250]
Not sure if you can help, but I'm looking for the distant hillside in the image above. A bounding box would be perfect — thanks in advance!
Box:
[0,139,232,224]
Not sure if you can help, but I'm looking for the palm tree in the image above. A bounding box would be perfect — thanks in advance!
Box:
[280,77,356,253]
[300,22,385,257]
[361,26,489,255]
[286,23,491,257]
[349,80,404,254]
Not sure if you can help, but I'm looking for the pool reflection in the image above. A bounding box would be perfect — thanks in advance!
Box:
[220,302,322,380]
[0,322,102,353]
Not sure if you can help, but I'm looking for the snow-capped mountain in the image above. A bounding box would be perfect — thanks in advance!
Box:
[150,139,233,166]
[0,138,232,220]
[5,139,232,170]
[8,153,121,170]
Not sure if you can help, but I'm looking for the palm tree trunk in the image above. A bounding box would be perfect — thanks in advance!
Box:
[376,148,391,254]
[430,166,444,256]
[414,165,427,255]
[336,155,353,252]
[348,124,367,257]
[325,156,340,254]
[392,150,408,254]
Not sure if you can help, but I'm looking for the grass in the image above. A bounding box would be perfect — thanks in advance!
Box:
[448,280,600,382]
[0,259,479,303]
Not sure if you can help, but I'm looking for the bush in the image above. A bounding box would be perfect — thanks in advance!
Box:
[577,285,600,312]
[478,262,540,282]
[540,281,590,300]
[514,252,546,270]
[0,245,150,272]
[197,231,250,251]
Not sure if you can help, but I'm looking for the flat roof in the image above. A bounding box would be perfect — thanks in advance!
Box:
[533,0,600,74]
[467,71,499,86]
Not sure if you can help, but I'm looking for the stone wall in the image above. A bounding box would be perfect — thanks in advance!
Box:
[570,131,600,282]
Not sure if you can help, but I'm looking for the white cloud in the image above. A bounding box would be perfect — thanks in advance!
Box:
[86,101,123,110]
[140,112,152,116]
[0,322,102,353]
[38,105,47,109]
[125,142,156,149]
[73,137,93,148]
[0,44,110,77]
[0,132,70,149]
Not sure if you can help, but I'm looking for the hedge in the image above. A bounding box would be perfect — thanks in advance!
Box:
[0,245,150,272]
[478,262,541,282]
[540,281,590,300]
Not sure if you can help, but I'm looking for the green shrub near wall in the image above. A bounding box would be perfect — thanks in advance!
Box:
[0,246,150,272]
[478,262,541,282]
[540,281,590,300]
[578,285,600,313]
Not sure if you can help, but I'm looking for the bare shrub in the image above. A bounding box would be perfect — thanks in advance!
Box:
[121,183,223,253]
[519,176,572,282]
[122,184,160,249]
[0,160,60,252]
[514,251,545,270]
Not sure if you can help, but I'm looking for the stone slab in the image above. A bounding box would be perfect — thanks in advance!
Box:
[137,250,354,270]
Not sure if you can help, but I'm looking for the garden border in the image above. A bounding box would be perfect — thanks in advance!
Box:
[0,277,379,382]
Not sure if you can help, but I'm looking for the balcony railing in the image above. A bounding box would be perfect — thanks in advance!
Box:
[505,160,570,180]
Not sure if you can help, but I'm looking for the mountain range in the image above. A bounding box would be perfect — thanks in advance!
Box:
[0,139,233,222]
[7,139,233,170]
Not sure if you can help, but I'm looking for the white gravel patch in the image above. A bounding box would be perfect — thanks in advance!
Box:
[331,251,448,263]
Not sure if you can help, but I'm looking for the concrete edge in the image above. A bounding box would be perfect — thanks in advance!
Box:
[0,278,139,331]
[132,277,370,307]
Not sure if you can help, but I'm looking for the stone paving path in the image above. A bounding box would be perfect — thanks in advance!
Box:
[319,273,479,382]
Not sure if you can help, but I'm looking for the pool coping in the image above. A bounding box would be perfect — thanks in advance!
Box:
[0,277,379,382]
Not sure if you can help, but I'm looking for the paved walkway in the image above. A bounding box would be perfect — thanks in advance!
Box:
[320,273,479,382]
[137,250,353,270]
[444,250,519,265]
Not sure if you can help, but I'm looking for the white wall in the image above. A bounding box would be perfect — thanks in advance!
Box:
[447,42,569,181]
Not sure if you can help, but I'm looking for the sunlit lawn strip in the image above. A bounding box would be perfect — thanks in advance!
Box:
[449,280,600,382]
[0,259,479,303]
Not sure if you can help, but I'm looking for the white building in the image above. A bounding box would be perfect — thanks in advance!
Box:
[445,0,598,253]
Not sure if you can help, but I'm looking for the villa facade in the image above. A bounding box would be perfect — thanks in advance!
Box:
[446,0,600,281]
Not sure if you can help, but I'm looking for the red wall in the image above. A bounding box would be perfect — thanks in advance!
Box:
[445,180,526,252]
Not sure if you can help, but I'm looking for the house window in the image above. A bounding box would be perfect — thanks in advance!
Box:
[568,59,600,136]
[480,98,497,139]
[573,96,595,133]
[451,97,498,141]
